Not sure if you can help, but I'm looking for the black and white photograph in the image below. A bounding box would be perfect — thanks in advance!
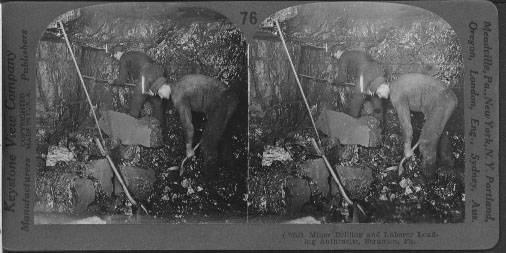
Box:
[1,0,500,250]
[33,3,248,224]
[248,2,465,224]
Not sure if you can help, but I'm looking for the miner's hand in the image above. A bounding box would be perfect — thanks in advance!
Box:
[404,147,414,159]
[185,143,195,158]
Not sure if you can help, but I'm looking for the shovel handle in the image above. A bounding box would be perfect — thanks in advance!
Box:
[95,138,149,215]
[398,141,421,176]
[179,141,202,176]
[310,138,366,216]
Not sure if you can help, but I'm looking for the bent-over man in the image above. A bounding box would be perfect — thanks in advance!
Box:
[369,73,457,182]
[148,74,238,182]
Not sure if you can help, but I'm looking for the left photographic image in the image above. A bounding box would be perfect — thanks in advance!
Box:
[34,3,248,224]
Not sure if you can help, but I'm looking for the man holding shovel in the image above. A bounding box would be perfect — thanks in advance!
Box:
[368,73,457,183]
[148,74,238,184]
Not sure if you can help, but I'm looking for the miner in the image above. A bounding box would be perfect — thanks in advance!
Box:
[109,45,166,124]
[369,73,457,181]
[331,48,386,125]
[148,74,238,183]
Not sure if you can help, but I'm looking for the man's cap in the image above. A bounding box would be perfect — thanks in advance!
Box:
[149,77,168,94]
[368,76,386,93]
[112,45,125,54]
[330,44,343,53]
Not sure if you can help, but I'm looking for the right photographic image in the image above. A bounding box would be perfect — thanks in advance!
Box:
[247,2,464,224]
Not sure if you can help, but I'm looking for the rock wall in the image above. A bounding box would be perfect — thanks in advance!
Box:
[36,14,247,162]
[250,13,463,139]
[249,40,348,143]
[36,41,117,164]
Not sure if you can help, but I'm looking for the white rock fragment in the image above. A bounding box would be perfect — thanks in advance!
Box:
[68,216,106,224]
[399,178,413,188]
[181,179,190,188]
[285,216,322,224]
[46,146,76,166]
[261,145,292,166]
[385,166,398,172]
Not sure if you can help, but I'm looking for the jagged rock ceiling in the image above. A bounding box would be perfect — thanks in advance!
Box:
[43,3,230,49]
[42,2,448,52]
[257,2,442,49]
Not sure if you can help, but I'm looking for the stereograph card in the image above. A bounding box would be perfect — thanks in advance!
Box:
[1,0,501,250]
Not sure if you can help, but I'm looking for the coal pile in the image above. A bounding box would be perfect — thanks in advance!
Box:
[248,103,465,223]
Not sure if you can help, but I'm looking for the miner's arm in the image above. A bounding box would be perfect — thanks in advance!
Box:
[176,99,195,158]
[336,54,349,85]
[112,56,129,86]
[393,99,413,157]
[349,90,365,118]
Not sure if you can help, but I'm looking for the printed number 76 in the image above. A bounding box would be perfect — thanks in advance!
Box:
[240,12,257,25]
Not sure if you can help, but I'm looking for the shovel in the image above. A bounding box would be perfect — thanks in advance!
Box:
[167,142,202,176]
[386,141,421,176]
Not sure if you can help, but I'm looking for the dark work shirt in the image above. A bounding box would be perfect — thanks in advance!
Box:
[112,51,159,85]
[169,74,229,145]
[336,50,383,88]
[389,73,451,146]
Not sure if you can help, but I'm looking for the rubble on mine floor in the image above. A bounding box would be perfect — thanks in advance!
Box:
[248,107,465,223]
